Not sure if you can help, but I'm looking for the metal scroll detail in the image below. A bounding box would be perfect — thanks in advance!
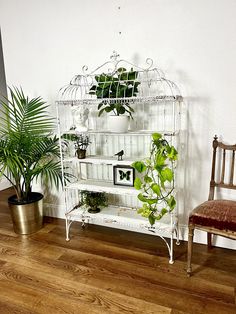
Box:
[58,51,181,101]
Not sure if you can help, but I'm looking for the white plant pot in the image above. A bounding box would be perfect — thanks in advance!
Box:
[108,115,130,133]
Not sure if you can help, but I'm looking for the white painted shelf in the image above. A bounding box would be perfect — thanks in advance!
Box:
[57,95,183,106]
[63,155,138,166]
[66,205,177,235]
[87,130,179,136]
[66,179,139,195]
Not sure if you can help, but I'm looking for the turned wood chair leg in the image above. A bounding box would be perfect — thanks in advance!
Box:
[187,225,194,277]
[207,232,212,248]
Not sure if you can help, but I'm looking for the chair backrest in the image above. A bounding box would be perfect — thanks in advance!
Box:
[209,135,236,200]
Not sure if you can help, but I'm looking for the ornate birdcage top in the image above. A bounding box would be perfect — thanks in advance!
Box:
[57,51,182,104]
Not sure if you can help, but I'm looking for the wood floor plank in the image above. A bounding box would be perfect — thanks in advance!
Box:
[0,243,235,313]
[0,279,113,314]
[30,226,236,287]
[0,263,171,314]
[0,187,235,314]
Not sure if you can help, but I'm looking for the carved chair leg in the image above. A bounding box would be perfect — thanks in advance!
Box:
[207,232,212,248]
[187,225,194,277]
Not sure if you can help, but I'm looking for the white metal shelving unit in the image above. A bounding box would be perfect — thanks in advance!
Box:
[56,52,184,264]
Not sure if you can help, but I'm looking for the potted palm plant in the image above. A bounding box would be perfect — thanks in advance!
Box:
[0,87,65,234]
[89,67,140,132]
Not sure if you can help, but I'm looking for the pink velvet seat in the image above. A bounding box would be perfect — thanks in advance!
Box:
[189,200,236,232]
[187,136,236,276]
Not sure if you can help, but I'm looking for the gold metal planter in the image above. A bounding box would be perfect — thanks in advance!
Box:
[8,193,44,235]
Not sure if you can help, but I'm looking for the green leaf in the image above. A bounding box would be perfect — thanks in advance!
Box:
[161,167,173,182]
[98,108,106,117]
[152,133,162,141]
[155,154,167,168]
[138,193,157,205]
[95,74,107,82]
[132,161,147,173]
[144,175,152,183]
[134,177,142,190]
[167,196,176,210]
[161,208,168,215]
[117,67,127,73]
[151,183,161,196]
[105,107,113,112]
[137,207,143,214]
[98,102,104,110]
[155,214,162,220]
[148,214,155,226]
[89,85,97,94]
[167,146,178,161]
[128,71,138,81]
[137,193,147,202]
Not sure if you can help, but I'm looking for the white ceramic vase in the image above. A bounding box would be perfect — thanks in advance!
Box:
[107,115,129,133]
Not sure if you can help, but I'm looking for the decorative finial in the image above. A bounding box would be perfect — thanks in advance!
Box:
[213,135,218,149]
[110,51,120,62]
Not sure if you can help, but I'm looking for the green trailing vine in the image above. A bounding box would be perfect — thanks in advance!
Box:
[132,133,178,226]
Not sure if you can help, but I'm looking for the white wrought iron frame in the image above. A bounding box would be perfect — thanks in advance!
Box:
[56,51,183,264]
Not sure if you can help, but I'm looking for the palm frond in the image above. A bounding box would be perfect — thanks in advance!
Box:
[0,87,67,202]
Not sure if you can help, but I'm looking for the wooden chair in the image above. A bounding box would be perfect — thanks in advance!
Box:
[187,135,236,276]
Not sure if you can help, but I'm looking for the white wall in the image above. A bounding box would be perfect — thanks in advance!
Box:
[0,28,10,190]
[0,0,235,249]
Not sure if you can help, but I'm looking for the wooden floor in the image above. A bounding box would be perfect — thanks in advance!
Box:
[0,188,235,314]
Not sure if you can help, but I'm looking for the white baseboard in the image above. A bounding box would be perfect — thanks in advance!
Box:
[0,178,11,191]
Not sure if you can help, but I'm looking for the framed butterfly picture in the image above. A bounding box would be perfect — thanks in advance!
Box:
[113,165,135,187]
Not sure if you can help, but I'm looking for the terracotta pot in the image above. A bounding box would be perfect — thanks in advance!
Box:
[8,192,43,235]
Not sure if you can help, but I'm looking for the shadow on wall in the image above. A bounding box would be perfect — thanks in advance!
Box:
[182,95,212,225]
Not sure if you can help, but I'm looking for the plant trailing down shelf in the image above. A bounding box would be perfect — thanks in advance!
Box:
[132,133,178,226]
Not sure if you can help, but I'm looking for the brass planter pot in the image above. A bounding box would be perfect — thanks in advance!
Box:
[8,193,44,235]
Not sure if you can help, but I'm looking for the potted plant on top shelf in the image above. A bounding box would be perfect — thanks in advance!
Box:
[89,67,140,133]
[132,133,178,226]
[0,87,66,234]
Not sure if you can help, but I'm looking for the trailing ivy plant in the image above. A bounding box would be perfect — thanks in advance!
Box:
[132,133,178,226]
[89,67,140,118]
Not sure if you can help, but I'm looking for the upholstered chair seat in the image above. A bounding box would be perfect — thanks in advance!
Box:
[189,200,236,232]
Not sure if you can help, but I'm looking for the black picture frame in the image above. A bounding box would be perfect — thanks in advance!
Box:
[113,165,135,187]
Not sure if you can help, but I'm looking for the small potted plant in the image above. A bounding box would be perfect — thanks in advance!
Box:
[132,133,178,226]
[89,67,140,132]
[62,133,91,159]
[80,191,108,213]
